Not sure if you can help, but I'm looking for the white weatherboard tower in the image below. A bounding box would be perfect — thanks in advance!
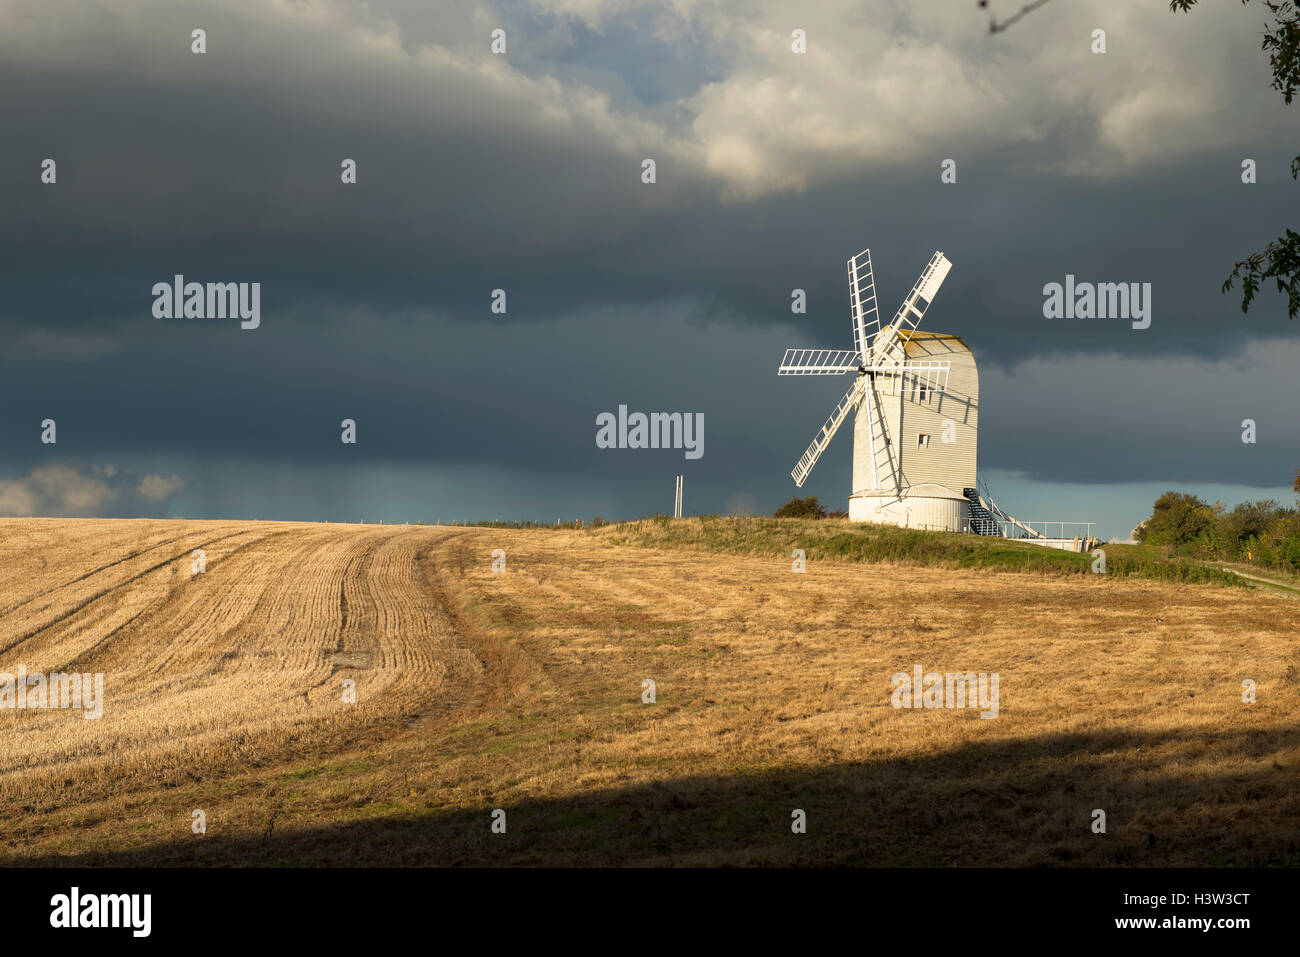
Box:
[779,247,981,532]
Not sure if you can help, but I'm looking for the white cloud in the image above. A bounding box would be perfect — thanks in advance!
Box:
[0,0,1276,202]
[677,0,1272,193]
[0,466,116,517]
[137,474,186,500]
[0,465,188,517]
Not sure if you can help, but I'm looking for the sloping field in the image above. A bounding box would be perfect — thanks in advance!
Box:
[1,518,1297,866]
[0,520,486,827]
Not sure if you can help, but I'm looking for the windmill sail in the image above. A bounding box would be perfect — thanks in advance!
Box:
[780,246,953,489]
[863,359,951,396]
[778,349,860,375]
[863,379,897,491]
[848,248,881,362]
[870,251,952,364]
[791,378,864,487]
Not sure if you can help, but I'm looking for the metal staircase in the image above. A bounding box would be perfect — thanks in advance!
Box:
[965,483,1046,539]
[963,488,1000,535]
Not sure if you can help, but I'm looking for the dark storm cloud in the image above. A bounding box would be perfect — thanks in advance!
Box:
[2,0,1293,357]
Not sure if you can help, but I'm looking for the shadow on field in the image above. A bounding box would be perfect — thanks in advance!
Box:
[17,723,1300,867]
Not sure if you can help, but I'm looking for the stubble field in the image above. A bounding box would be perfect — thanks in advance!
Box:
[1,517,1297,866]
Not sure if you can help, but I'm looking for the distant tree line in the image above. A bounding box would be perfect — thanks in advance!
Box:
[1134,472,1300,570]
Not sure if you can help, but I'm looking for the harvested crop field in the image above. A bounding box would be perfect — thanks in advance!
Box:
[1,517,1297,866]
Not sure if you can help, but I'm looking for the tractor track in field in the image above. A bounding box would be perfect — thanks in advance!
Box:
[0,521,495,800]
[1221,566,1300,598]
[67,528,299,676]
[0,529,262,659]
[0,530,193,617]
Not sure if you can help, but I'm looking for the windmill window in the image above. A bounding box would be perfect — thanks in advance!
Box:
[918,434,931,449]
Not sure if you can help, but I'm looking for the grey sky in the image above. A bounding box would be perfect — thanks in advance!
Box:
[1,0,1295,538]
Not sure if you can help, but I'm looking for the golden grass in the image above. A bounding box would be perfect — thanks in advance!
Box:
[1,518,1297,866]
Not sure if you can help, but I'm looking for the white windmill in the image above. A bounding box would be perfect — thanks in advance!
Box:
[778,247,984,532]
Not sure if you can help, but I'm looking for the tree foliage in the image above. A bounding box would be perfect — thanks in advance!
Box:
[1136,483,1300,570]
[774,496,828,519]
[1137,491,1216,545]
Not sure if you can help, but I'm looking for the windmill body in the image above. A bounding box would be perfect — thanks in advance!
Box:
[779,247,981,532]
[847,330,978,528]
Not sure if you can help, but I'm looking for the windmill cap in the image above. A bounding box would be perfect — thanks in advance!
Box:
[898,330,970,349]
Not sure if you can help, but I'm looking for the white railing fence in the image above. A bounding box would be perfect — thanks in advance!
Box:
[997,520,1096,541]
